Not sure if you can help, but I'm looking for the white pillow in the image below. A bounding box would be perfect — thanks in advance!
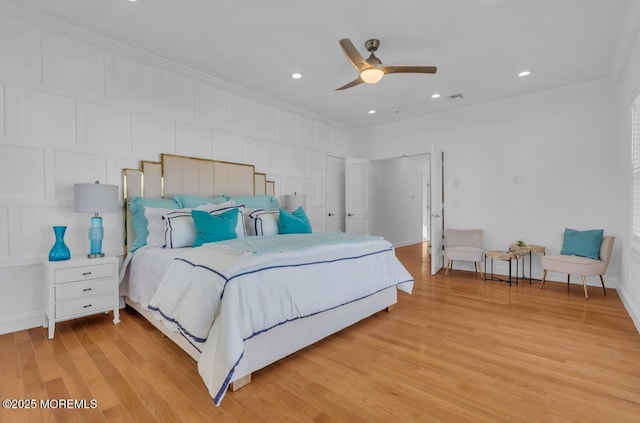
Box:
[243,208,259,236]
[164,202,245,248]
[144,206,186,248]
[249,209,279,236]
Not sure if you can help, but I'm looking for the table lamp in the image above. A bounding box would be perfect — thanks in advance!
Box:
[73,181,119,258]
[282,193,307,211]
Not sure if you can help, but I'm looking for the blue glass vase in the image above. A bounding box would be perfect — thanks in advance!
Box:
[49,226,71,261]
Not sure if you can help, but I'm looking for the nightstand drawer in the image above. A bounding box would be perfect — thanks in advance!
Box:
[55,278,114,301]
[55,293,113,319]
[54,263,115,284]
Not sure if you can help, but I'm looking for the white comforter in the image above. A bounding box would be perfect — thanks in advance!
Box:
[146,233,414,405]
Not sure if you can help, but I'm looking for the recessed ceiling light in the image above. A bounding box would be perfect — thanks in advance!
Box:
[431,93,441,99]
[368,110,376,114]
[291,73,302,79]
[518,70,531,77]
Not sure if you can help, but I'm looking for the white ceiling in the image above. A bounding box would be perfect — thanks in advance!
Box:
[5,0,635,129]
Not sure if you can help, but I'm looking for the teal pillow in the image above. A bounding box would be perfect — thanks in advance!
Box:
[191,208,239,247]
[560,228,604,260]
[128,197,179,252]
[278,207,312,234]
[174,194,229,208]
[227,195,279,209]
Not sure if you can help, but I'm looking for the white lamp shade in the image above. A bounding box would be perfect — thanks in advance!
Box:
[282,194,306,211]
[73,182,119,213]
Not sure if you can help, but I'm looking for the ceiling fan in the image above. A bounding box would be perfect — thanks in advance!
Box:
[336,38,437,91]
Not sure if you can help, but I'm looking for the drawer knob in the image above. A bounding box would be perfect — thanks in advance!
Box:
[82,271,92,276]
[82,288,92,292]
[83,304,92,309]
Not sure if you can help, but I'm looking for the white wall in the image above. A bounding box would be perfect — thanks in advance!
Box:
[0,12,355,334]
[615,11,640,330]
[355,81,625,281]
[371,155,429,246]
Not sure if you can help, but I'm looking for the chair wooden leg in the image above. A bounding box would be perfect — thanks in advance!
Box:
[477,262,483,279]
[582,275,589,299]
[540,270,547,289]
[446,260,451,275]
[567,274,570,285]
[599,275,607,295]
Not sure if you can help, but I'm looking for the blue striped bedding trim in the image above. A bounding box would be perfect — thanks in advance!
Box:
[214,351,245,404]
[146,304,207,345]
[176,247,394,300]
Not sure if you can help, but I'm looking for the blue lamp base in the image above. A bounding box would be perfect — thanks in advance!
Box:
[88,216,105,258]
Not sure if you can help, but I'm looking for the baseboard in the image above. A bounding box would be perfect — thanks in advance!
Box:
[0,311,42,336]
[618,284,640,334]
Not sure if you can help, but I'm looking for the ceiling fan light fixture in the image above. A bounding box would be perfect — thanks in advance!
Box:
[360,67,384,84]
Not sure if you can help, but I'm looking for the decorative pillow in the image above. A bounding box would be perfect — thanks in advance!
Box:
[128,197,179,252]
[164,202,244,248]
[173,194,229,208]
[191,208,239,247]
[249,209,280,236]
[560,228,604,260]
[227,195,279,209]
[162,201,233,248]
[278,207,312,234]
[145,206,184,248]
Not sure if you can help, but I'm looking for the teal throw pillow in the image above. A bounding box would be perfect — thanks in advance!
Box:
[560,228,604,260]
[227,195,279,209]
[191,208,239,247]
[174,194,229,208]
[278,207,312,234]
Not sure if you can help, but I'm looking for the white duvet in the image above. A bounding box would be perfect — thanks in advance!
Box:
[146,233,414,405]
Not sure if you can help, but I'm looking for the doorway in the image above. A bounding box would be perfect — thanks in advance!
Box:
[370,154,430,246]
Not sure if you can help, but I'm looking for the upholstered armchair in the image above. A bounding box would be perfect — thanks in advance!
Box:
[444,229,484,278]
[540,232,615,299]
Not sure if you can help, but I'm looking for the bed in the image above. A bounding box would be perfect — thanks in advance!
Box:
[120,153,414,405]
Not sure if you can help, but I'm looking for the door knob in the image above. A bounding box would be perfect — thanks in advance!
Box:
[328,212,335,216]
[347,212,354,217]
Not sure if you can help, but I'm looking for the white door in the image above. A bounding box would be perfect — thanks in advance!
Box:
[345,157,370,234]
[430,146,444,275]
[326,156,345,232]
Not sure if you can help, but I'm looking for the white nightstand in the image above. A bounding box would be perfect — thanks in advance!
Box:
[43,256,120,339]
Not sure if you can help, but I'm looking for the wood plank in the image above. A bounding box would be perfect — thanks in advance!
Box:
[73,318,157,422]
[13,331,55,423]
[57,320,121,412]
[0,331,25,423]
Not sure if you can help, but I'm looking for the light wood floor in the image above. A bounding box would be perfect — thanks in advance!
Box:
[2,242,640,422]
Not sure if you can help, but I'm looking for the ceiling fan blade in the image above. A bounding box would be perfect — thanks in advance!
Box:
[339,39,369,71]
[382,65,437,74]
[335,77,364,91]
